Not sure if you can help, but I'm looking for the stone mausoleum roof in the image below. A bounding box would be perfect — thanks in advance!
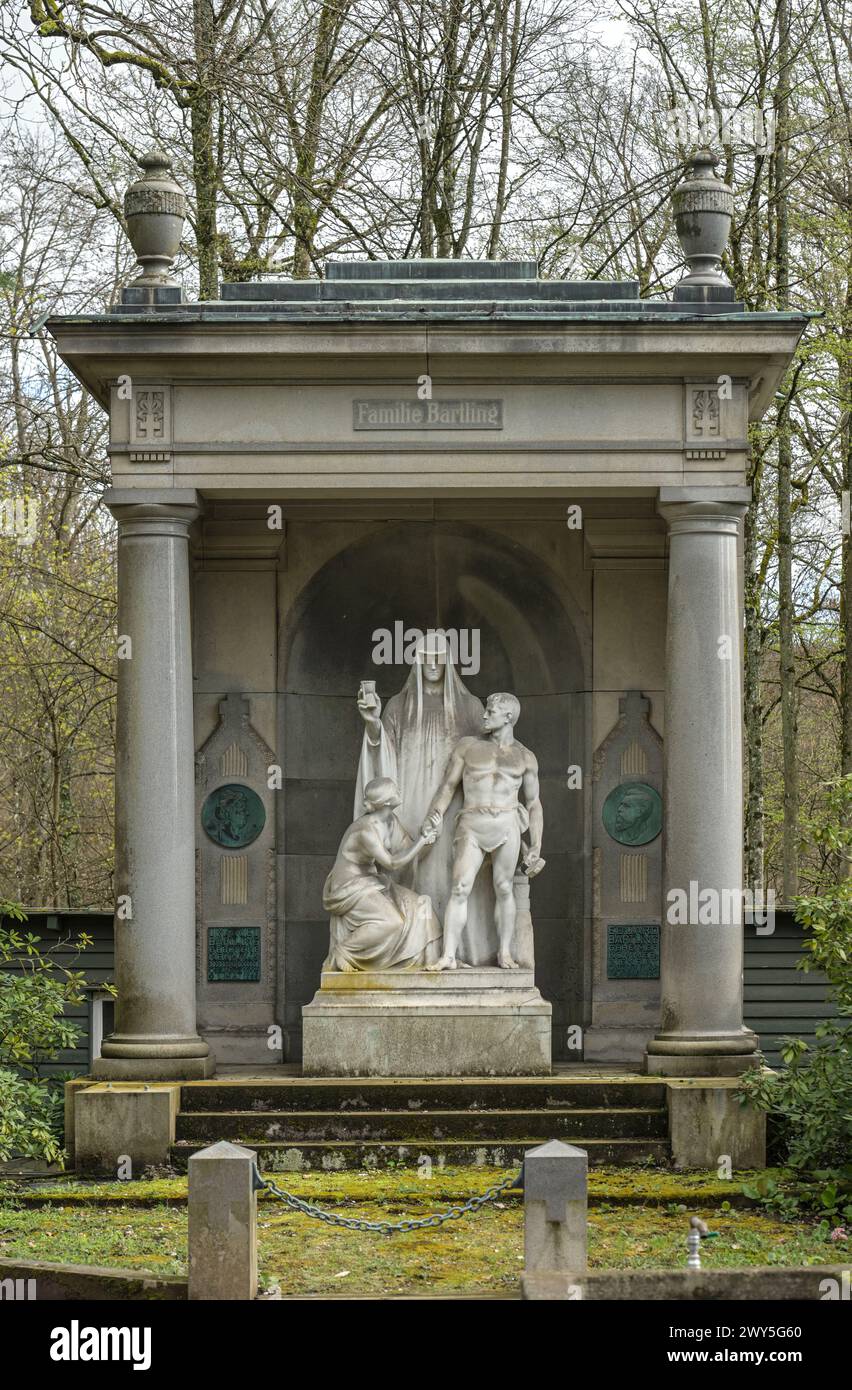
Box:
[50,149,812,332]
[105,257,807,326]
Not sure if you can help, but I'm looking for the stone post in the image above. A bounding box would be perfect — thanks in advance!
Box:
[520,1139,587,1300]
[188,1141,258,1300]
[94,489,211,1080]
[646,488,759,1076]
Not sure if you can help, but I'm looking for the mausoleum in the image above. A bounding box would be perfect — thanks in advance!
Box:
[51,149,807,1170]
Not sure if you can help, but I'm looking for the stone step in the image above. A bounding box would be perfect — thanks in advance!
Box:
[220,278,641,304]
[169,1136,670,1171]
[175,1106,668,1144]
[179,1078,666,1113]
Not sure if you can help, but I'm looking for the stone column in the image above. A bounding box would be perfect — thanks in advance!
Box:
[646,488,758,1076]
[94,489,211,1080]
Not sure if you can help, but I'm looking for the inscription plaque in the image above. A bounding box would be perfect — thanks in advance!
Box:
[353,399,503,430]
[607,923,660,979]
[208,926,261,982]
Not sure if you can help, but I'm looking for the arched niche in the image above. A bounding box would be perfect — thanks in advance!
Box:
[278,520,588,1059]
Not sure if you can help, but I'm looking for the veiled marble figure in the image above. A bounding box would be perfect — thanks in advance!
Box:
[322,776,441,971]
[354,635,497,964]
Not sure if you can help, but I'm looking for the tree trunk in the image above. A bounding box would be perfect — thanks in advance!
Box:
[778,426,798,900]
[292,1,340,278]
[776,0,798,901]
[191,0,219,299]
[487,0,521,258]
[840,268,852,878]
[744,458,765,896]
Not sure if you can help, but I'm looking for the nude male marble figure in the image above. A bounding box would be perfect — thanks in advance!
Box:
[422,692,544,971]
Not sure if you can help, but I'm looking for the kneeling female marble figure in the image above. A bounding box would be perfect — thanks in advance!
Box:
[322,776,442,971]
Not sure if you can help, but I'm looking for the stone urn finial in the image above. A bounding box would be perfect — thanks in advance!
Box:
[672,148,733,287]
[123,147,187,286]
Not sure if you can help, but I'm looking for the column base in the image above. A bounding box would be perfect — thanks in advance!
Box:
[645,1030,760,1077]
[645,1053,758,1077]
[95,1030,212,1080]
[92,1055,214,1081]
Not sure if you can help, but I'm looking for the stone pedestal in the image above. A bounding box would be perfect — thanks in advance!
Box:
[302,969,552,1076]
[94,490,211,1081]
[74,1083,180,1175]
[666,1079,766,1168]
[646,490,759,1077]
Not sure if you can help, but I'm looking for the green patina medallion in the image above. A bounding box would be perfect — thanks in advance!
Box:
[201,782,265,848]
[602,780,662,846]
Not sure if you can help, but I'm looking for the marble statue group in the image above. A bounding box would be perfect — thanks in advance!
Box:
[322,635,545,973]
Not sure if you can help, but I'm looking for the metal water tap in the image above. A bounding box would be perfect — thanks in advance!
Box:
[687,1215,720,1268]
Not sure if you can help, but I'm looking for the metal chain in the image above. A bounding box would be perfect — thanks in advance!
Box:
[256,1167,520,1234]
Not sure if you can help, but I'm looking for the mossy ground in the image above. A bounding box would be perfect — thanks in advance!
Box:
[1,1167,846,1297]
[0,1165,780,1207]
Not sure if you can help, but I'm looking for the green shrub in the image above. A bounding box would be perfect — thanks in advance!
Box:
[740,777,852,1219]
[0,901,107,1164]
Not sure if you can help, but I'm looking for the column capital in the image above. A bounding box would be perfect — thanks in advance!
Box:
[658,486,749,536]
[659,487,751,505]
[104,488,201,531]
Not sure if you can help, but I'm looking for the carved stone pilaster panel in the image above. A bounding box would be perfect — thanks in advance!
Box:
[684,380,733,461]
[195,693,278,1047]
[129,383,172,463]
[590,690,663,1024]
